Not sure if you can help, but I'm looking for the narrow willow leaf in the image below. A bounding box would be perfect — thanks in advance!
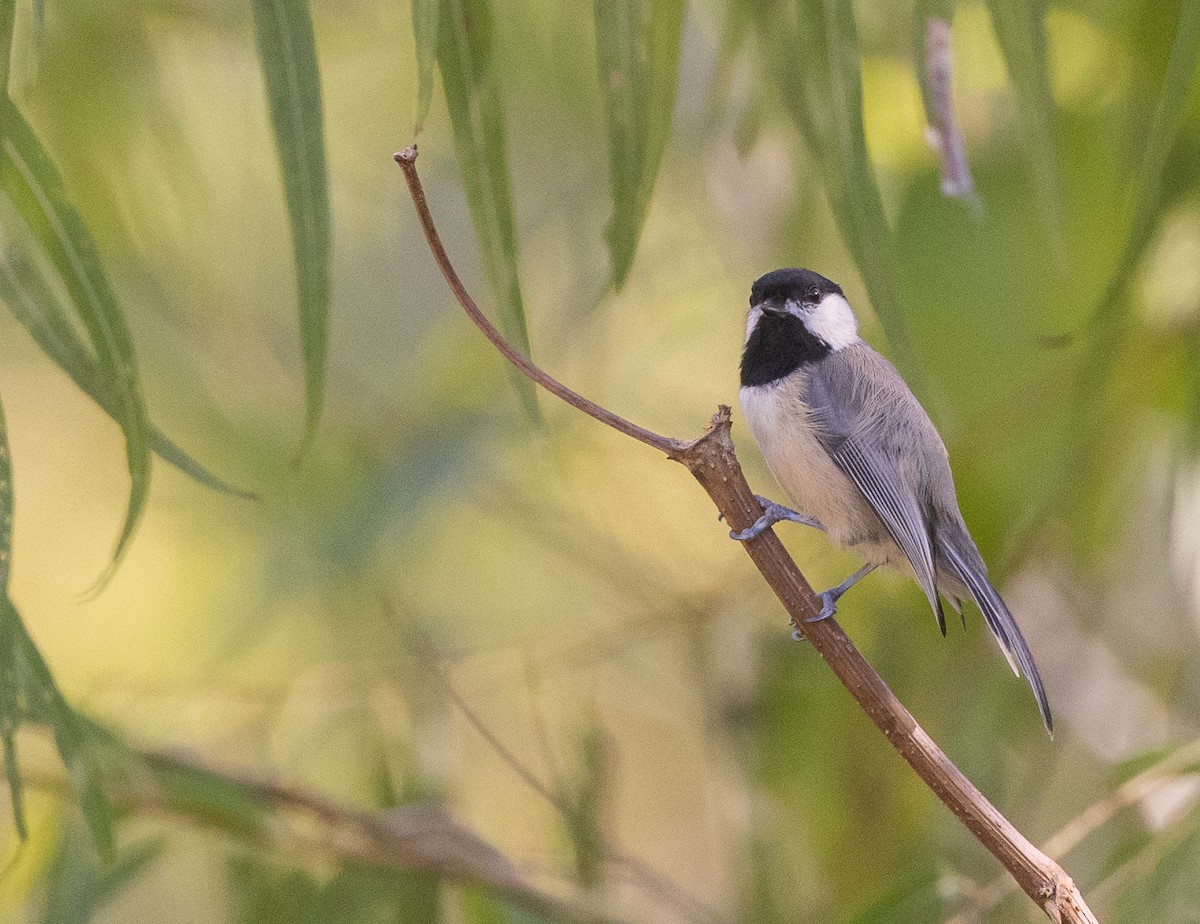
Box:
[412,0,439,134]
[145,751,272,835]
[0,397,23,840]
[756,0,917,379]
[1092,0,1200,325]
[0,99,149,586]
[0,392,10,592]
[12,614,114,854]
[0,254,254,498]
[1,732,23,838]
[0,0,14,94]
[251,0,331,454]
[984,0,1062,257]
[594,0,684,289]
[567,722,609,889]
[437,0,540,422]
[0,399,113,847]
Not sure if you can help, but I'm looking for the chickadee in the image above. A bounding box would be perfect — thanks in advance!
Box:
[736,268,1051,733]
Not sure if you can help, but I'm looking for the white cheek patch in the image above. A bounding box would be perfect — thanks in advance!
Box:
[745,304,763,344]
[806,293,859,350]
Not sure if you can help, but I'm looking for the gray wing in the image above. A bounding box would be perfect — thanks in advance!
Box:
[805,345,947,633]
[807,346,1052,732]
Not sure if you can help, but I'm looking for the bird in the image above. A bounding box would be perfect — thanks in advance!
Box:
[734,267,1052,734]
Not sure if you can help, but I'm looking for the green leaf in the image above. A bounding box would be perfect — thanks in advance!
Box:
[145,753,271,836]
[38,825,163,924]
[1091,0,1200,327]
[437,0,540,423]
[0,581,115,850]
[0,0,14,95]
[412,0,439,134]
[756,0,918,380]
[0,397,22,840]
[848,870,942,923]
[0,252,255,499]
[593,0,684,289]
[14,619,115,855]
[251,0,332,455]
[566,722,609,889]
[0,99,150,587]
[985,0,1063,257]
[460,885,548,924]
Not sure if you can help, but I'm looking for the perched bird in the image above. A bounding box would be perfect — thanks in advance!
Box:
[735,268,1051,733]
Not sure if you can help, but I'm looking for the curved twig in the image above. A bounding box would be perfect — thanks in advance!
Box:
[395,144,1099,924]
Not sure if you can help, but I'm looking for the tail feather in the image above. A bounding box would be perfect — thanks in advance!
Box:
[943,542,1053,735]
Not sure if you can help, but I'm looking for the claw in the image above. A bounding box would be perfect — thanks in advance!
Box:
[729,495,822,541]
[805,563,878,623]
[806,591,839,622]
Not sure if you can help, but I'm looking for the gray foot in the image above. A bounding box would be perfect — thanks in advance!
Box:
[804,563,879,623]
[807,590,841,622]
[730,495,822,541]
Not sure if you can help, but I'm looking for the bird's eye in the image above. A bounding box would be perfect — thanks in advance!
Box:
[808,286,820,300]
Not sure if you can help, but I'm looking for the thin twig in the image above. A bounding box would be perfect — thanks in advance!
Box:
[395,144,1099,924]
[394,147,682,457]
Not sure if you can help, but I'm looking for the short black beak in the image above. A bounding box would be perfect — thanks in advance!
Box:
[757,299,787,316]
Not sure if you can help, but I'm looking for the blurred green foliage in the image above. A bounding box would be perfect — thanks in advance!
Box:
[0,0,1197,922]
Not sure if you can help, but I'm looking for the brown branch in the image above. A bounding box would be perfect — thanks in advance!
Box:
[24,741,632,924]
[394,145,1099,924]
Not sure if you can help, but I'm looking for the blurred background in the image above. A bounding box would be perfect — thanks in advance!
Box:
[0,0,1198,921]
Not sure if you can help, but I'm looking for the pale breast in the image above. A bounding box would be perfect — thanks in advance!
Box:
[739,375,900,566]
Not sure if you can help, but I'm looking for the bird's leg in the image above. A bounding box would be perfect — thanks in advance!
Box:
[804,563,878,624]
[730,495,823,541]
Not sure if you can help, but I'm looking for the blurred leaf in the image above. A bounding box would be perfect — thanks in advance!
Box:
[251,0,331,455]
[848,869,942,923]
[0,98,150,587]
[0,391,12,592]
[0,397,21,839]
[436,0,539,423]
[1113,823,1200,923]
[756,0,917,379]
[0,0,13,94]
[15,621,115,855]
[460,885,549,924]
[1109,744,1178,787]
[566,722,609,890]
[143,752,271,837]
[985,0,1062,257]
[593,0,684,289]
[229,854,441,924]
[737,835,785,924]
[0,253,254,498]
[412,0,438,134]
[1101,828,1154,883]
[1091,0,1200,327]
[38,825,162,924]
